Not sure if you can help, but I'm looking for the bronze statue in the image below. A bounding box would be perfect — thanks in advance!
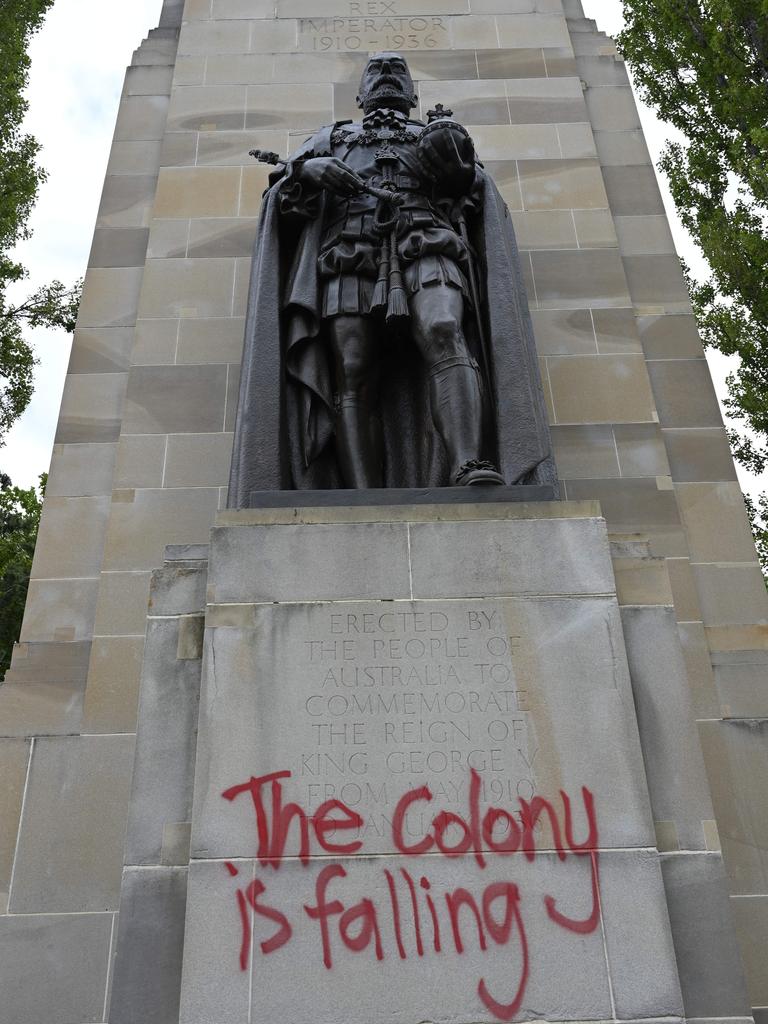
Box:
[228,53,555,504]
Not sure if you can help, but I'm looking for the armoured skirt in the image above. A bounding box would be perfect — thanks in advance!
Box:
[318,203,472,319]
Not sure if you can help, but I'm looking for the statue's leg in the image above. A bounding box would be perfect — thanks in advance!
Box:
[410,284,484,480]
[328,315,383,488]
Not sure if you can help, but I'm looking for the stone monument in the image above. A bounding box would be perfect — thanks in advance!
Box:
[0,3,766,1024]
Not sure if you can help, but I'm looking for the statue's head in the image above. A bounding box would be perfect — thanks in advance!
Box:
[357,52,417,115]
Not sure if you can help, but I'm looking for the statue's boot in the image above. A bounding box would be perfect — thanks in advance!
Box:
[336,396,383,488]
[427,358,505,486]
[454,460,506,486]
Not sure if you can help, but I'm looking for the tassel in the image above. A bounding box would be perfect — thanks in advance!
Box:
[386,230,410,327]
[370,234,390,316]
[386,276,409,325]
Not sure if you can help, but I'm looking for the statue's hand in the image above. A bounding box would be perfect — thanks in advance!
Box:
[418,121,475,197]
[299,157,365,197]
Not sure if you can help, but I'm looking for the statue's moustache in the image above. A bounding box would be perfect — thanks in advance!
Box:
[372,76,404,91]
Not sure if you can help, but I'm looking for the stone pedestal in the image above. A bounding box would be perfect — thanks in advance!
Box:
[110,500,752,1024]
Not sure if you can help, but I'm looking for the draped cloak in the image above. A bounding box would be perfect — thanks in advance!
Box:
[227,132,556,507]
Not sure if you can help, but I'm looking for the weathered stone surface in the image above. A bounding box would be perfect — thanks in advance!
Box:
[731,894,768,1009]
[0,738,30,911]
[180,849,683,1024]
[0,660,87,737]
[10,735,135,913]
[698,719,768,896]
[101,485,221,571]
[81,634,145,734]
[208,522,412,604]
[20,576,100,644]
[148,561,209,617]
[45,441,118,497]
[217,499,600,527]
[408,516,615,598]
[712,648,768,719]
[110,866,188,1024]
[661,853,751,1017]
[0,912,112,1024]
[600,849,684,1017]
[125,615,204,866]
[621,606,714,851]
[192,594,652,860]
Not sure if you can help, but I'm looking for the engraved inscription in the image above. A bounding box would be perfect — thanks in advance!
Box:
[202,591,631,1023]
[299,2,450,52]
[294,603,537,844]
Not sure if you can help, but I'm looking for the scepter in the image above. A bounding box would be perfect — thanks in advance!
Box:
[250,149,404,205]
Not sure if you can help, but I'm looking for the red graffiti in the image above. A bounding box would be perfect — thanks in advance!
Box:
[223,770,364,866]
[225,862,293,968]
[306,863,385,965]
[545,851,601,935]
[222,768,600,1022]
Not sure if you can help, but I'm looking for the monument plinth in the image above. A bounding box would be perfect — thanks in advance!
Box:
[112,502,696,1022]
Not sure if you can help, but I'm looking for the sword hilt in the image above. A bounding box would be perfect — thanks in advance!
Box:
[362,183,404,205]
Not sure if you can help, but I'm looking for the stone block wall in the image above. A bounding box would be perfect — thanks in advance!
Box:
[567,10,768,1016]
[0,0,765,1020]
[0,8,182,1021]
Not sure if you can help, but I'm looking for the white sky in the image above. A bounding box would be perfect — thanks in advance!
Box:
[2,0,763,499]
[2,0,162,488]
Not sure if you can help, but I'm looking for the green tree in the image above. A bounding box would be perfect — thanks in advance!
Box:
[744,492,768,572]
[0,0,81,444]
[618,0,768,577]
[0,474,44,676]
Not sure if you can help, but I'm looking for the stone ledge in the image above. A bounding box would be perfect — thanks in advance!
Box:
[250,484,557,507]
[217,497,601,526]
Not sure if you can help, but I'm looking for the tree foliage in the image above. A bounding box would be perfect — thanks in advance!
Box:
[744,492,768,572]
[619,0,768,575]
[0,474,44,676]
[0,0,81,445]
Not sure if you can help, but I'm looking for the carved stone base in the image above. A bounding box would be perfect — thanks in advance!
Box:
[108,502,750,1024]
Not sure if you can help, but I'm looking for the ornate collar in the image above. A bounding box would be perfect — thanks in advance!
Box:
[362,107,409,130]
[333,107,420,150]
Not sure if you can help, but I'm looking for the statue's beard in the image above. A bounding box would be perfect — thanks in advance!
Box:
[362,85,413,113]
